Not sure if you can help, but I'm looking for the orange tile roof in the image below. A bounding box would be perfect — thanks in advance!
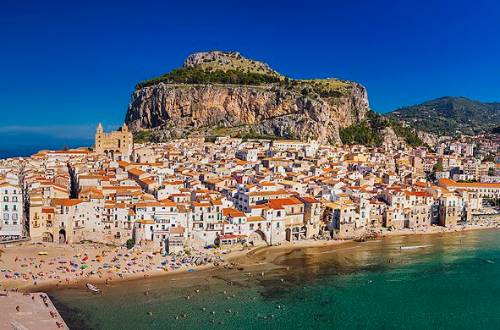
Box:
[51,198,83,207]
[128,168,146,176]
[247,189,289,197]
[439,178,500,189]
[222,208,245,218]
[247,216,265,222]
[267,197,303,210]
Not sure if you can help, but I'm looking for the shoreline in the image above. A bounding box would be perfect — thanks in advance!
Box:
[2,223,498,294]
[237,223,500,265]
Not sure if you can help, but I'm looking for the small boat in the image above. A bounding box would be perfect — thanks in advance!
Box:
[86,283,101,293]
[400,244,431,250]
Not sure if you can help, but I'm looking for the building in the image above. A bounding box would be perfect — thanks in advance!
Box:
[438,194,462,227]
[94,123,133,160]
[438,178,500,199]
[0,182,24,241]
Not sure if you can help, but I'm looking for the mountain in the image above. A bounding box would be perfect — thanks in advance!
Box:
[125,51,369,144]
[385,96,500,135]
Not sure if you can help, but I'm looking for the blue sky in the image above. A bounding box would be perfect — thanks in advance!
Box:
[1,0,500,154]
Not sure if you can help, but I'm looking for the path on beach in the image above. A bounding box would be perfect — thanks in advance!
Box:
[0,291,68,330]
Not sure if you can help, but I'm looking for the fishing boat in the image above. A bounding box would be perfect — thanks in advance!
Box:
[86,283,101,293]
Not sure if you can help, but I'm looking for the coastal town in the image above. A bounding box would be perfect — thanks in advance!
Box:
[0,123,499,293]
[4,0,500,327]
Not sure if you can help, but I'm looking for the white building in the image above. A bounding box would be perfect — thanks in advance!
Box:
[0,183,24,240]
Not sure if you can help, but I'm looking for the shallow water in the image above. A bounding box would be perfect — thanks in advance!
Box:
[50,230,500,329]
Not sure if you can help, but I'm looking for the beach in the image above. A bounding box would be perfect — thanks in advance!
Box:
[0,242,253,292]
[1,220,497,293]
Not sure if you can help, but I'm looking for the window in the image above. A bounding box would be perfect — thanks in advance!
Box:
[4,205,8,211]
[3,213,9,221]
[12,213,18,220]
[12,196,17,202]
[3,196,7,202]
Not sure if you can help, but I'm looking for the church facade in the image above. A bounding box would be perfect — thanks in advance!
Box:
[94,123,133,160]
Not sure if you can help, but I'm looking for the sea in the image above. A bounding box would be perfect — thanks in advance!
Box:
[0,137,92,159]
[49,229,500,330]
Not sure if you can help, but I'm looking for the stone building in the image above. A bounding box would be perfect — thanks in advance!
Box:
[438,194,462,227]
[94,123,133,160]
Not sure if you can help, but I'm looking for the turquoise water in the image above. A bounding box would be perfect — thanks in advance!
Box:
[50,230,500,329]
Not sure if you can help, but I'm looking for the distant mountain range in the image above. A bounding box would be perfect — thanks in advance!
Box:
[385,96,500,135]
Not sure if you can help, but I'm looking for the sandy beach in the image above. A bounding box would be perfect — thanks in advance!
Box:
[1,221,498,293]
[0,242,253,292]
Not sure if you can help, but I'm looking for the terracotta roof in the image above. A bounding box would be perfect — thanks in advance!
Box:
[51,198,84,207]
[222,208,245,217]
[439,178,500,189]
[247,216,265,222]
[267,197,303,210]
[128,168,146,176]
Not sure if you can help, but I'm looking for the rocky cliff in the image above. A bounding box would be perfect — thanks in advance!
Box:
[125,51,370,144]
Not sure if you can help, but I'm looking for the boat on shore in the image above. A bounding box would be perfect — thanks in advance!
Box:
[86,283,101,293]
[400,244,432,250]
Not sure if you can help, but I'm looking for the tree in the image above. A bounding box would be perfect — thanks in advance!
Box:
[483,153,495,163]
[126,238,135,249]
[433,163,444,172]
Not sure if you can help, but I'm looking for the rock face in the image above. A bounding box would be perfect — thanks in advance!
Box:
[125,51,370,143]
[381,127,406,147]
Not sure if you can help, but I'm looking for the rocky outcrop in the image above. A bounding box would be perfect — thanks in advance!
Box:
[125,51,370,144]
[417,130,440,146]
[381,127,406,147]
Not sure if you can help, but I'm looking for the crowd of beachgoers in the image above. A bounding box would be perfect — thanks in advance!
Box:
[0,242,237,291]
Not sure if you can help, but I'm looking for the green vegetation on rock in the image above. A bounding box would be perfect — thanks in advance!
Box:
[387,119,424,147]
[136,67,281,89]
[279,78,353,98]
[133,130,154,143]
[339,122,383,146]
[340,110,424,147]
